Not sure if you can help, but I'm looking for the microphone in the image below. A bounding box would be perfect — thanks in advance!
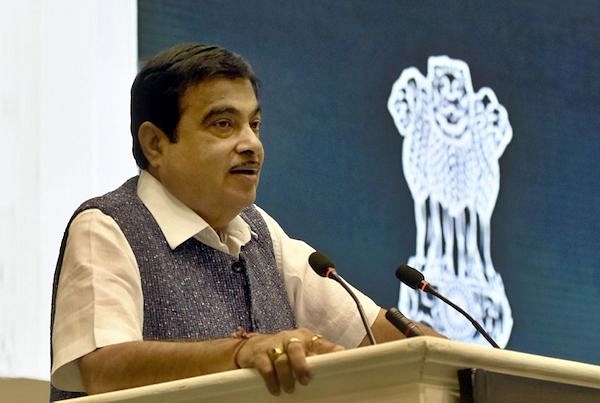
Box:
[385,307,423,337]
[396,264,500,348]
[308,251,377,345]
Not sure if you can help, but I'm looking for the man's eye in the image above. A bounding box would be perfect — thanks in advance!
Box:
[214,120,232,129]
[251,120,261,131]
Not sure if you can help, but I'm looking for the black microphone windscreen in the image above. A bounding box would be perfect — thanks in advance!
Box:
[395,264,425,289]
[308,251,335,277]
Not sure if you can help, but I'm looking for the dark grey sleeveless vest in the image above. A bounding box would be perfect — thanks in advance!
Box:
[50,176,296,401]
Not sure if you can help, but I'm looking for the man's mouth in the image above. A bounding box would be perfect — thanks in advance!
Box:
[230,162,261,175]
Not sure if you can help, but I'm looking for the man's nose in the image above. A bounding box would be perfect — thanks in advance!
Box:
[237,125,263,155]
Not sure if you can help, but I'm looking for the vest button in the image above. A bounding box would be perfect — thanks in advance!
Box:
[232,261,244,273]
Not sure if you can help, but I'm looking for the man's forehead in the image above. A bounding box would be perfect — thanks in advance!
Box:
[184,76,255,96]
[180,77,259,112]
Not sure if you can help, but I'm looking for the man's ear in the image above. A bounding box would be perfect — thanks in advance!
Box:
[138,121,168,168]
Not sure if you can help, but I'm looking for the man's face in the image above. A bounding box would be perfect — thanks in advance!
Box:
[153,77,264,229]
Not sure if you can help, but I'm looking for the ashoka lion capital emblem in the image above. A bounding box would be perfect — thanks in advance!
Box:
[387,55,513,347]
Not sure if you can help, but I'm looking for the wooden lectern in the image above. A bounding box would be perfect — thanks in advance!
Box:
[63,337,600,402]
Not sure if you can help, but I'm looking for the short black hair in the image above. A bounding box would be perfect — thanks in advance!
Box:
[130,43,259,169]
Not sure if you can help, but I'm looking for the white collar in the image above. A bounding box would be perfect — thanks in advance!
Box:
[136,170,253,257]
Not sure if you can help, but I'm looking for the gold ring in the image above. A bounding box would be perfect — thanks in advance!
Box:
[287,337,302,347]
[267,347,284,362]
[309,334,324,350]
[311,334,323,342]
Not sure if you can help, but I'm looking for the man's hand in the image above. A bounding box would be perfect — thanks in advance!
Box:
[235,328,345,395]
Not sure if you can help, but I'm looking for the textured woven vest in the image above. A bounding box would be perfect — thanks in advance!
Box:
[49,176,295,401]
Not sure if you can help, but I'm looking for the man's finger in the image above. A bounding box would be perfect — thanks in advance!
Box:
[272,353,295,393]
[284,337,310,385]
[308,334,345,355]
[254,353,281,396]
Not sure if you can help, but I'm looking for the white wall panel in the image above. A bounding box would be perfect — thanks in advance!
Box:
[0,0,137,380]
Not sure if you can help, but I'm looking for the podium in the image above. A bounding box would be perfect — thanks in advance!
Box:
[65,337,600,402]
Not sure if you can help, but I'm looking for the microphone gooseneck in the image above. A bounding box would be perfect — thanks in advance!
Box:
[308,251,377,345]
[396,264,500,349]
